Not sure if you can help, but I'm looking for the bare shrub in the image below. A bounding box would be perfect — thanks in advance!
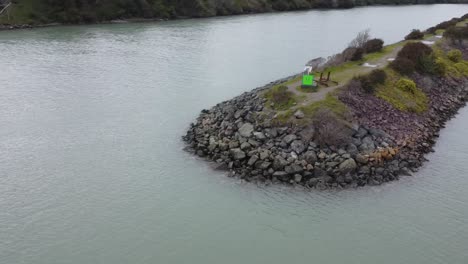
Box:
[348,29,371,48]
[312,108,351,147]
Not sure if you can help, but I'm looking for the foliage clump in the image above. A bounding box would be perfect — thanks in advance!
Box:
[355,69,387,94]
[390,57,416,75]
[396,78,418,94]
[444,26,468,44]
[447,49,463,62]
[265,85,295,110]
[405,29,424,40]
[363,38,384,53]
[376,78,428,113]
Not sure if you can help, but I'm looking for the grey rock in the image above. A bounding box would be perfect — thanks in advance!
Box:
[273,156,288,170]
[355,154,368,164]
[229,141,239,149]
[307,178,319,187]
[259,150,270,160]
[240,142,251,150]
[253,132,266,140]
[303,151,317,164]
[230,148,246,160]
[285,164,303,175]
[294,110,305,119]
[283,134,297,145]
[258,162,271,170]
[273,171,289,181]
[238,123,254,138]
[294,174,303,183]
[339,158,357,174]
[291,140,306,154]
[359,136,376,153]
[248,155,259,166]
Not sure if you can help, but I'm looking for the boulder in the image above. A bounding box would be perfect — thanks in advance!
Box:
[283,134,297,145]
[285,164,303,175]
[239,123,254,138]
[248,155,259,166]
[230,148,246,160]
[294,110,305,119]
[291,140,306,154]
[303,151,317,164]
[273,156,288,170]
[359,136,376,153]
[355,153,368,164]
[339,158,357,174]
[294,174,303,183]
[253,132,266,140]
[273,171,289,181]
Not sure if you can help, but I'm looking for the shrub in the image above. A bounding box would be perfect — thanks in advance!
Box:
[390,57,416,75]
[397,42,433,64]
[418,54,438,74]
[396,78,417,94]
[350,48,364,61]
[444,26,468,43]
[454,62,468,76]
[447,49,463,62]
[368,69,387,84]
[405,29,424,40]
[353,69,386,94]
[312,108,351,147]
[363,38,384,53]
[356,75,374,94]
[434,57,448,76]
[269,85,295,109]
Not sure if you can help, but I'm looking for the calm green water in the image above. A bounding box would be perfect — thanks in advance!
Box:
[1,5,468,264]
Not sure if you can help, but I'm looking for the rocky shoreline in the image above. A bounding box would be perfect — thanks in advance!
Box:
[183,39,468,189]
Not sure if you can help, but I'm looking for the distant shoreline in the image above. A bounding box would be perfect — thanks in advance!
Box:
[1,3,467,31]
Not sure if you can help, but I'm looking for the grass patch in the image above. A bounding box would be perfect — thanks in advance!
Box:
[375,71,428,113]
[296,85,319,93]
[300,93,347,118]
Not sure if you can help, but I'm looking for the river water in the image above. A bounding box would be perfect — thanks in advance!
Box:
[1,4,468,264]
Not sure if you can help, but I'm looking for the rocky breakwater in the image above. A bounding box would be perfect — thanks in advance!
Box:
[183,21,468,189]
[183,80,418,189]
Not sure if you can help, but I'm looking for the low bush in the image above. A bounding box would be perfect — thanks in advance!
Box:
[363,38,384,53]
[454,62,468,76]
[396,78,417,94]
[405,29,424,40]
[434,57,448,76]
[368,69,387,84]
[397,42,433,64]
[444,26,468,43]
[390,57,416,75]
[350,48,364,61]
[356,75,374,94]
[447,49,463,62]
[267,85,295,110]
[353,69,387,94]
